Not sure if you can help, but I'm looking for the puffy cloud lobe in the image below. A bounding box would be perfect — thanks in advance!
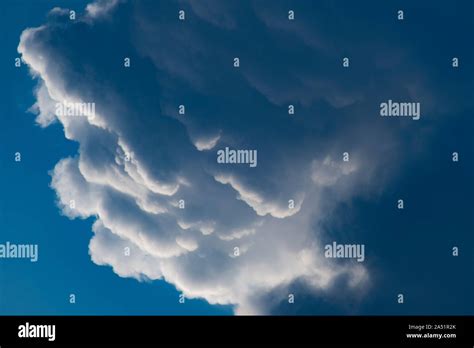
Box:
[17,0,434,313]
[86,0,120,18]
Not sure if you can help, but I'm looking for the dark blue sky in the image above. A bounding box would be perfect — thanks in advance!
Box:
[0,0,473,315]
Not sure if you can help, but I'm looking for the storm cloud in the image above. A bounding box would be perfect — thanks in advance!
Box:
[18,0,469,314]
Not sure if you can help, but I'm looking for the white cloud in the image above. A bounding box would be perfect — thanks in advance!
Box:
[16,0,398,314]
[214,174,303,219]
[311,156,357,187]
[86,0,120,19]
[193,133,221,151]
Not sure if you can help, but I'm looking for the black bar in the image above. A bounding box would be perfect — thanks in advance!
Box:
[0,316,472,346]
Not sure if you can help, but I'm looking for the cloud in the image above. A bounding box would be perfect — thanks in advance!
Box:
[311,156,357,187]
[193,133,221,151]
[86,0,120,19]
[17,0,444,314]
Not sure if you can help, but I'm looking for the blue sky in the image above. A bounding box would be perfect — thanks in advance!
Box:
[0,0,473,315]
[0,0,231,315]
